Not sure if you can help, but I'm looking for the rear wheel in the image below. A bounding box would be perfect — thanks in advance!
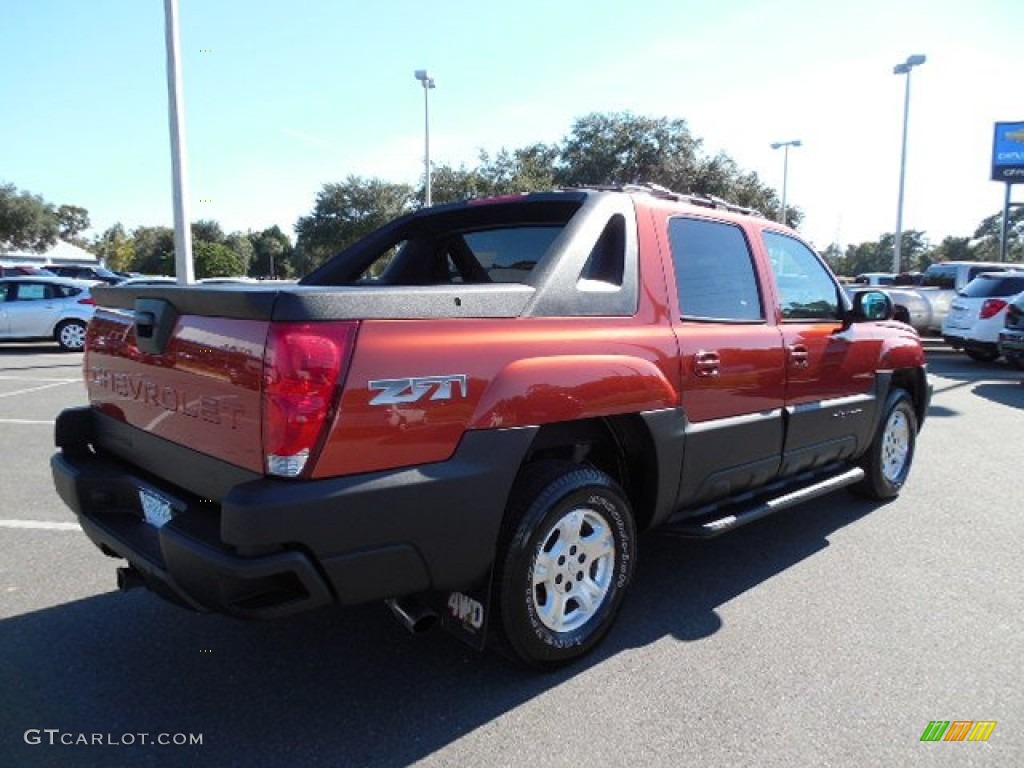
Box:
[492,461,636,669]
[55,320,87,351]
[853,388,917,499]
[965,348,999,363]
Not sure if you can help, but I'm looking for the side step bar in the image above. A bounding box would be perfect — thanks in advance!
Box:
[661,466,865,539]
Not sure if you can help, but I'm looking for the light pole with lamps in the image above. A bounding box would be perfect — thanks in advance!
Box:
[892,54,926,273]
[770,139,802,225]
[413,69,435,207]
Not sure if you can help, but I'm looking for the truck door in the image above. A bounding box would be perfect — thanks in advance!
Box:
[760,230,881,475]
[663,215,787,507]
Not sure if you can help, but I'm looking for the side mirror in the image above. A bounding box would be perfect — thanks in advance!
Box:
[849,290,893,323]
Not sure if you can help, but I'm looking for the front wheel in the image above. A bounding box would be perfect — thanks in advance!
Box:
[55,320,87,352]
[493,461,636,669]
[853,388,918,500]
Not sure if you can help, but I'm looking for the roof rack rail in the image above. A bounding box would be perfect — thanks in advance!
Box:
[567,183,762,218]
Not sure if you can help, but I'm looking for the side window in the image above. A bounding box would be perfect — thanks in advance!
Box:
[0,283,9,302]
[579,214,625,287]
[667,217,763,321]
[356,241,406,282]
[764,231,841,321]
[15,283,48,301]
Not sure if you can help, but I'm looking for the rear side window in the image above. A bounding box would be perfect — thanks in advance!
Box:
[667,217,763,321]
[961,274,1024,298]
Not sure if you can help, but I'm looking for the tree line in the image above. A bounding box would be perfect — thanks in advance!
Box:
[3,112,1021,278]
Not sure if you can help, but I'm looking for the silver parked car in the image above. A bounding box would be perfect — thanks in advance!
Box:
[0,276,97,351]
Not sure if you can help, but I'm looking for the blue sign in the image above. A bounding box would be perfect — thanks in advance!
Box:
[992,121,1024,182]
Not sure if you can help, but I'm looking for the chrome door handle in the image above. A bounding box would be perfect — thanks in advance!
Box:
[693,350,720,377]
[788,344,809,368]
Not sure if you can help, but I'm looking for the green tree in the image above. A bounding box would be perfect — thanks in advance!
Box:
[248,225,294,278]
[970,209,1024,262]
[294,176,414,273]
[132,226,175,274]
[193,240,247,278]
[554,112,702,189]
[91,223,136,272]
[927,235,971,266]
[56,204,91,245]
[0,182,59,252]
[191,219,225,244]
[224,232,254,275]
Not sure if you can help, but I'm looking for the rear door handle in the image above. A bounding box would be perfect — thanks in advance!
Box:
[788,344,809,368]
[693,350,720,377]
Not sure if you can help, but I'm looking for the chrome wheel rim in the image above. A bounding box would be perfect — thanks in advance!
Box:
[881,408,911,483]
[60,323,85,350]
[531,507,615,633]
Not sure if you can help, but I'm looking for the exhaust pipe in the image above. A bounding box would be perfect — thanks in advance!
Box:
[386,597,438,634]
[116,566,145,592]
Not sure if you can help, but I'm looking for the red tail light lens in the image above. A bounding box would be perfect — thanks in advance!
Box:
[261,321,358,477]
[979,299,1007,320]
[78,297,96,305]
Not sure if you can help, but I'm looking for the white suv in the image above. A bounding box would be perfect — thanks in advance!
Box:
[942,271,1024,362]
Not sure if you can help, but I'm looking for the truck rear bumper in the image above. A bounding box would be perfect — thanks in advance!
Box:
[51,407,536,619]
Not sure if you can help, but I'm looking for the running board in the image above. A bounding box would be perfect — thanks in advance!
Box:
[660,466,865,539]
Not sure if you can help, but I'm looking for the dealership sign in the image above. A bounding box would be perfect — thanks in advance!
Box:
[992,121,1024,182]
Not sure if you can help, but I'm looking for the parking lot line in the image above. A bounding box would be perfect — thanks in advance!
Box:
[0,519,81,531]
[0,375,82,383]
[0,381,79,398]
[0,418,54,425]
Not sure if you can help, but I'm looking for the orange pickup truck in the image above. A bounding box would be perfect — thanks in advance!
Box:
[51,186,930,667]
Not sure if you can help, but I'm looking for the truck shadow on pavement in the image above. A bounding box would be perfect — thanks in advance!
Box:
[0,496,881,767]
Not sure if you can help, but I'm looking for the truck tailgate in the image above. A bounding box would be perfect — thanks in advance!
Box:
[85,305,268,474]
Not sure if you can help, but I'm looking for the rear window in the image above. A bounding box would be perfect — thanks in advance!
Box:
[304,197,582,287]
[961,274,1024,298]
[921,265,956,289]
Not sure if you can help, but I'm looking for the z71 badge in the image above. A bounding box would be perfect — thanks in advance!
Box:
[368,374,468,406]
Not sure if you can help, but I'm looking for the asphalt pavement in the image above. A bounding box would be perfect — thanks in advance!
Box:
[0,339,1020,767]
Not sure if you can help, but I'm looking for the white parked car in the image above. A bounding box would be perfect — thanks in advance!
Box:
[0,276,97,351]
[942,271,1024,362]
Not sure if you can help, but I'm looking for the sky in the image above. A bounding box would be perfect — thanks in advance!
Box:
[2,0,1023,253]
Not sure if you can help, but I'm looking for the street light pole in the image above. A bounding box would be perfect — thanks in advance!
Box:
[163,0,195,284]
[413,69,435,207]
[770,139,802,225]
[893,54,926,274]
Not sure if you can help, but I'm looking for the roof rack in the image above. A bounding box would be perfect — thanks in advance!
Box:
[568,183,763,217]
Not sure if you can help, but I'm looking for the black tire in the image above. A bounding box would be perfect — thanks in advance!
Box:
[852,389,918,500]
[965,348,999,363]
[492,461,636,669]
[55,320,87,352]
[1004,352,1024,371]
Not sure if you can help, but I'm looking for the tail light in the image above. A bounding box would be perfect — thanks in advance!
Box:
[78,297,96,305]
[979,299,1007,320]
[261,321,358,478]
